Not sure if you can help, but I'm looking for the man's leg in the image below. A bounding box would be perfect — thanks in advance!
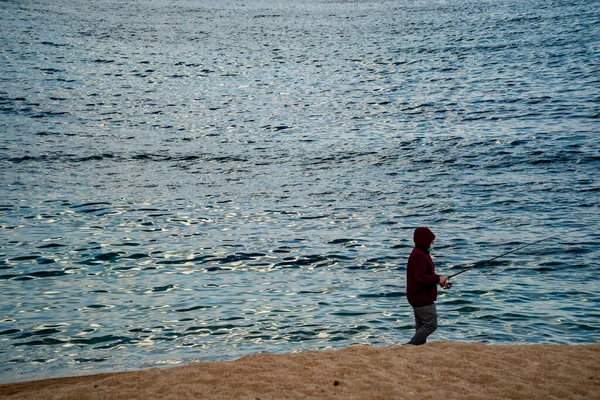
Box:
[414,308,423,332]
[408,304,437,345]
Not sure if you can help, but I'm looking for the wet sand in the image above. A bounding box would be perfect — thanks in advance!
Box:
[1,343,598,399]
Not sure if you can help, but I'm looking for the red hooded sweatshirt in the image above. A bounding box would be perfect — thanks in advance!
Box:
[406,227,440,308]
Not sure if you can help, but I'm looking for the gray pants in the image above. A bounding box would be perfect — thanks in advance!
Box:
[408,304,438,345]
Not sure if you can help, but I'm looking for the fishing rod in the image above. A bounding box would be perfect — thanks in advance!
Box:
[446,231,567,281]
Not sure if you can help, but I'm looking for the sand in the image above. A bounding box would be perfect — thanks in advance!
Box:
[1,343,598,400]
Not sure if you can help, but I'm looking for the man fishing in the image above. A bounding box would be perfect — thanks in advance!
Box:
[406,227,450,345]
[404,227,567,345]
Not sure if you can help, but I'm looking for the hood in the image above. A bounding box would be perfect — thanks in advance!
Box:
[413,227,435,251]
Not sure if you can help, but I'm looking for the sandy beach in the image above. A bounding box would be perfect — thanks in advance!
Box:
[1,342,598,399]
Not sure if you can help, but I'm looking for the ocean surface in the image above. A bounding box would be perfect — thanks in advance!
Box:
[1,0,599,384]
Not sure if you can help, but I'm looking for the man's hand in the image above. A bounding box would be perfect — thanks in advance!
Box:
[439,276,452,289]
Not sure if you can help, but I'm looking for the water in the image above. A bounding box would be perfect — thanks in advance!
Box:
[1,0,599,384]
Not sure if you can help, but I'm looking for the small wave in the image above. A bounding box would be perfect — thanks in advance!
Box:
[73,357,107,363]
[274,254,330,268]
[16,329,61,339]
[8,255,40,262]
[174,305,216,312]
[40,42,69,47]
[152,284,176,292]
[0,270,68,280]
[327,238,357,245]
[37,243,67,249]
[123,253,150,259]
[0,329,21,336]
[358,291,404,298]
[4,152,251,165]
[92,252,122,262]
[14,338,65,346]
[70,202,112,209]
[330,311,371,316]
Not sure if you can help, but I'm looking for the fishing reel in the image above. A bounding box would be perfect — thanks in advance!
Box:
[441,281,452,290]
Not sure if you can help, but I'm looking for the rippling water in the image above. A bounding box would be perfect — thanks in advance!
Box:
[1,0,599,384]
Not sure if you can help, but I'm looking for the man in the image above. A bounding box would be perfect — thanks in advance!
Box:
[406,227,449,345]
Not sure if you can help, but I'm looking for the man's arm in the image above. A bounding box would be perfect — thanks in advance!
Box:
[412,254,441,285]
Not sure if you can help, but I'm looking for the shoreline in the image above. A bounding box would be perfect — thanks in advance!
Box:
[1,342,598,399]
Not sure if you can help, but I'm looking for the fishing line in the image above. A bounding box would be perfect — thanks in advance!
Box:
[445,231,576,282]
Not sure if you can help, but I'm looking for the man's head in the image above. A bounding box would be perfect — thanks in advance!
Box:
[414,227,435,252]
